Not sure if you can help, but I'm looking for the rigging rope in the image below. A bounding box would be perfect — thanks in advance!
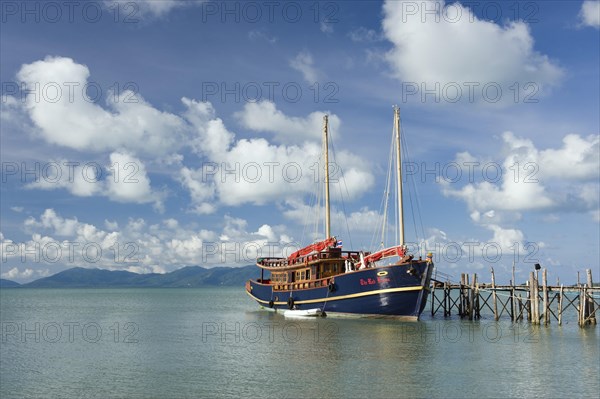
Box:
[381,126,395,249]
[300,158,321,246]
[399,114,426,252]
[328,126,354,249]
[369,135,394,252]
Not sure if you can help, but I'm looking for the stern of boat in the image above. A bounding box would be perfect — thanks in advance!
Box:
[416,257,434,316]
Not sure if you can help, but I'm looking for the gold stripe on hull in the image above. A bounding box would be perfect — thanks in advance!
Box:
[246,285,425,306]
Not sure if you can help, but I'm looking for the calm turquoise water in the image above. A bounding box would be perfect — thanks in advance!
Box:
[1,288,598,398]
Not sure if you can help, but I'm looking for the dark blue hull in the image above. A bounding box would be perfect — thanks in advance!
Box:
[246,261,433,320]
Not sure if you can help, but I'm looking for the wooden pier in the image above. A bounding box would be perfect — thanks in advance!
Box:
[429,267,599,327]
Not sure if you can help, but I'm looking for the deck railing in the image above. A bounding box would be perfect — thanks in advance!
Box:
[257,250,364,268]
[267,276,336,291]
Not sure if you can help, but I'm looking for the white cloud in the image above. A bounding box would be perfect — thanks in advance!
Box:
[580,1,600,28]
[106,151,163,210]
[181,139,323,208]
[2,267,33,280]
[538,134,600,179]
[320,21,334,34]
[14,56,189,157]
[248,29,277,43]
[0,95,29,128]
[24,209,119,246]
[235,100,341,144]
[382,0,563,100]
[26,159,103,197]
[177,166,217,215]
[25,153,163,209]
[282,200,384,245]
[1,267,50,281]
[7,57,373,215]
[104,0,204,18]
[2,209,297,279]
[105,220,119,230]
[348,27,382,42]
[182,98,234,157]
[443,132,600,215]
[445,178,553,212]
[410,226,535,273]
[289,51,320,84]
[10,207,24,213]
[486,224,525,253]
[181,100,373,211]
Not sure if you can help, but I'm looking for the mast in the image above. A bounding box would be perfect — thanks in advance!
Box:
[323,115,331,239]
[394,106,405,246]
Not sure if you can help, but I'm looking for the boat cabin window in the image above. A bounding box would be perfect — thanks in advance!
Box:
[318,262,344,279]
[293,269,312,282]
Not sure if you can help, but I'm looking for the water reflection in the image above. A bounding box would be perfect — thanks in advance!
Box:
[1,288,598,398]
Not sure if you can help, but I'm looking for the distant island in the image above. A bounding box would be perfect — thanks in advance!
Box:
[0,265,258,288]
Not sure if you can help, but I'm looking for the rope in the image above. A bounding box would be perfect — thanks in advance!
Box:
[328,129,354,249]
[382,128,396,249]
[312,149,323,242]
[369,123,396,252]
[399,114,426,248]
[300,172,318,246]
[321,282,332,312]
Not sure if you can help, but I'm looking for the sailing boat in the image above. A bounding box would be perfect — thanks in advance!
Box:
[245,107,434,320]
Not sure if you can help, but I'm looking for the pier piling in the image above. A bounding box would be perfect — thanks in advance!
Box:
[586,269,596,325]
[558,284,564,326]
[427,268,597,327]
[491,268,499,321]
[543,269,549,325]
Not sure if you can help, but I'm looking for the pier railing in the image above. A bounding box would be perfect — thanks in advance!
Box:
[429,268,599,328]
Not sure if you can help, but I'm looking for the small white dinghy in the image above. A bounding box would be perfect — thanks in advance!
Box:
[283,308,324,318]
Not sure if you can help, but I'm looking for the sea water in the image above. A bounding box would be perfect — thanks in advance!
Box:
[1,288,598,398]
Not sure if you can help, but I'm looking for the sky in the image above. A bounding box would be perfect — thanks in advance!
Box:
[1,0,599,284]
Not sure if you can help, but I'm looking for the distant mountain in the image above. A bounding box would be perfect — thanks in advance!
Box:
[153,265,257,287]
[24,268,158,288]
[21,265,258,288]
[0,279,20,288]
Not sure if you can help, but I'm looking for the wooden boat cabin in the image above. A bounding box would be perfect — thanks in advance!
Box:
[255,245,364,292]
